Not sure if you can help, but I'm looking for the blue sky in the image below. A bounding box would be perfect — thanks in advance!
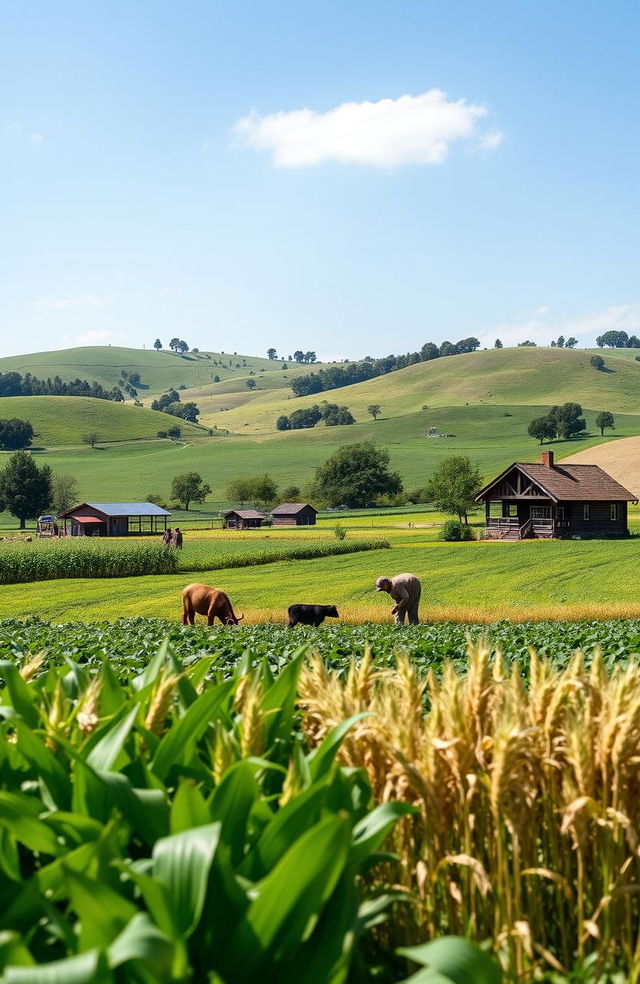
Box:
[2,0,639,359]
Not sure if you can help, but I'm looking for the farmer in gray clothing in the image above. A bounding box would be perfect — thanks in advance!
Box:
[376,573,421,625]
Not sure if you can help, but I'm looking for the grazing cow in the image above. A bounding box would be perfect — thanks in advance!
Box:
[287,604,340,628]
[181,583,244,626]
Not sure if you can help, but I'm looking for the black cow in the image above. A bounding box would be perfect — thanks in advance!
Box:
[287,604,340,628]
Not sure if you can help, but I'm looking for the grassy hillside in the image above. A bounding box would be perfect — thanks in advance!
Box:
[566,436,640,497]
[0,396,208,446]
[0,345,328,400]
[209,346,640,433]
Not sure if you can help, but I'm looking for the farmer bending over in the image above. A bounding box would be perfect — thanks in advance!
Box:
[376,573,421,625]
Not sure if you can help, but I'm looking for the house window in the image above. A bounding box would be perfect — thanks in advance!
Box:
[583,504,590,521]
[508,504,518,517]
[610,503,619,521]
[530,505,551,519]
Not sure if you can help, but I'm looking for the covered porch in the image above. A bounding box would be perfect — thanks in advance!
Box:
[484,499,571,539]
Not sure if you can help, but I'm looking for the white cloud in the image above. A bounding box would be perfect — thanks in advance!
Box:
[234,89,501,168]
[482,303,640,349]
[35,294,103,311]
[30,133,44,147]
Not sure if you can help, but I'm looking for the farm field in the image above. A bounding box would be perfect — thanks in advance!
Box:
[4,537,640,622]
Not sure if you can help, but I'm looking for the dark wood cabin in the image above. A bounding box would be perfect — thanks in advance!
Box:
[476,451,637,539]
[223,509,266,530]
[58,502,170,537]
[271,503,318,527]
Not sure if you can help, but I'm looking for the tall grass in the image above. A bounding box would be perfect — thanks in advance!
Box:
[0,540,179,583]
[300,641,640,979]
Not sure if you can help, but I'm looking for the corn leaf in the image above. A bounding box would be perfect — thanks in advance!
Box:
[152,822,221,938]
[65,867,138,951]
[107,912,175,978]
[0,662,38,728]
[151,681,235,782]
[1,950,112,983]
[397,938,503,984]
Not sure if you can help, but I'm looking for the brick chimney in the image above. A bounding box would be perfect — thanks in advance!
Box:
[541,450,555,468]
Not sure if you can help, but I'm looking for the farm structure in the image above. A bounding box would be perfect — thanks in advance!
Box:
[271,503,318,527]
[477,450,637,539]
[223,509,266,530]
[58,502,170,537]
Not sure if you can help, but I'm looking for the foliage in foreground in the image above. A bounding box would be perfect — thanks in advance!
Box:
[301,643,640,980]
[0,642,412,982]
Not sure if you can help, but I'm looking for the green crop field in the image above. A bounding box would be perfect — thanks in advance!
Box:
[3,537,640,623]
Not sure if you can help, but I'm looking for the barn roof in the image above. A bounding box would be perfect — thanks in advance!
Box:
[476,463,637,503]
[224,509,265,519]
[59,502,171,517]
[271,502,317,515]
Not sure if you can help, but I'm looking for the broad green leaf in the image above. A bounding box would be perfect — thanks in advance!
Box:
[0,932,34,970]
[107,912,175,978]
[14,722,72,811]
[241,779,329,878]
[2,841,99,931]
[85,706,138,772]
[349,801,416,869]
[226,813,351,982]
[97,659,125,717]
[2,949,112,983]
[132,640,170,693]
[43,812,103,847]
[170,780,210,834]
[209,761,259,865]
[260,647,306,747]
[0,793,61,856]
[152,822,221,938]
[398,937,503,984]
[307,713,371,781]
[65,867,138,951]
[113,865,175,939]
[94,770,169,845]
[151,681,235,782]
[0,662,38,728]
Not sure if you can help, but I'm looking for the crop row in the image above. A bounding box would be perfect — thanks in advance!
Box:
[0,538,389,584]
[2,617,639,674]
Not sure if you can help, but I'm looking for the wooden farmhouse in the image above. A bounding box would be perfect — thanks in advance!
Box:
[223,509,266,530]
[476,451,637,539]
[59,502,170,537]
[271,503,318,527]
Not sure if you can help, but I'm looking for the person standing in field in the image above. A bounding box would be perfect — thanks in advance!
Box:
[162,527,172,547]
[173,527,183,550]
[375,573,421,625]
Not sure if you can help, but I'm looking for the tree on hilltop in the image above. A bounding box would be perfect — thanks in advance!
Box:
[367,404,382,421]
[154,339,162,350]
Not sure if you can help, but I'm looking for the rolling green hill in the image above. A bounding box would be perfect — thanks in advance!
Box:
[0,345,329,400]
[2,344,640,513]
[0,396,208,446]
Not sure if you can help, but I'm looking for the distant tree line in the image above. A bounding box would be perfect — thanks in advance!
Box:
[596,331,640,348]
[276,401,355,430]
[0,371,124,402]
[151,389,200,423]
[289,337,481,397]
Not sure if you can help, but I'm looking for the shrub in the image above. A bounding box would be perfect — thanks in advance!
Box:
[460,524,475,540]
[156,430,168,438]
[333,522,347,541]
[441,519,463,541]
[591,355,605,371]
[167,426,181,438]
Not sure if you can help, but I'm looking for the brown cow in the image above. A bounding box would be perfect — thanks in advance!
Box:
[181,583,245,626]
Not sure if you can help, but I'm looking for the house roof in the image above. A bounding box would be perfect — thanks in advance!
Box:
[224,509,265,520]
[60,502,171,518]
[476,462,638,503]
[271,502,317,515]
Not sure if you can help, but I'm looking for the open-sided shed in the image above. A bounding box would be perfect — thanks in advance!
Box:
[58,502,171,537]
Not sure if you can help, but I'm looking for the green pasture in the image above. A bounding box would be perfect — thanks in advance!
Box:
[3,538,640,621]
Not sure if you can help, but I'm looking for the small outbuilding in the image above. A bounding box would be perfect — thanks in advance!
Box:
[223,509,266,530]
[271,503,318,527]
[476,450,637,539]
[58,502,171,537]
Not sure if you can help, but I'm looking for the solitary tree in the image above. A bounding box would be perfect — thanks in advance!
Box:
[51,473,79,514]
[154,338,162,350]
[591,355,605,371]
[267,348,277,360]
[595,411,615,436]
[426,455,483,524]
[494,339,503,349]
[310,441,402,508]
[565,337,578,348]
[367,404,382,421]
[83,432,99,448]
[0,417,34,450]
[170,472,211,510]
[0,451,52,529]
[528,416,557,444]
[246,378,257,390]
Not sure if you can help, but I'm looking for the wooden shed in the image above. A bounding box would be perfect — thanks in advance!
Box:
[271,503,318,527]
[476,451,637,539]
[223,509,266,530]
[58,502,170,537]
